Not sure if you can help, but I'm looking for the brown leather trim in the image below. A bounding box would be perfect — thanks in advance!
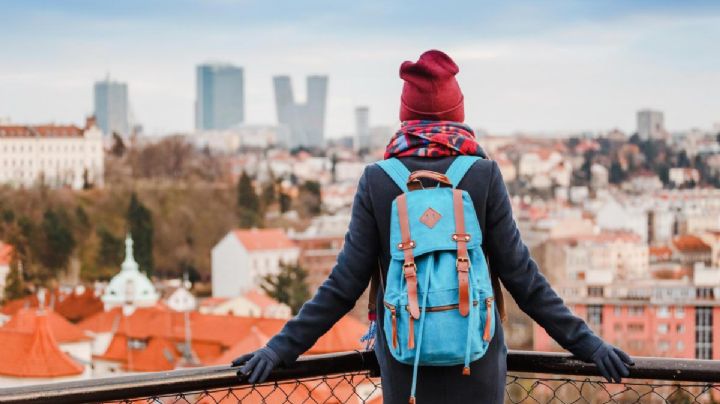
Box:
[408,318,415,349]
[483,297,494,341]
[407,170,452,189]
[397,194,420,320]
[391,306,398,350]
[453,189,470,317]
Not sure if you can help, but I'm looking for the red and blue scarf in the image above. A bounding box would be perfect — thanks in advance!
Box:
[384,120,486,159]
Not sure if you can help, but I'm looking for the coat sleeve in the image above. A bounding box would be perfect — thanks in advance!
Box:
[483,161,603,360]
[266,167,380,365]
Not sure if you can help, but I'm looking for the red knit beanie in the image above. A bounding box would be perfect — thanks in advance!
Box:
[399,49,464,122]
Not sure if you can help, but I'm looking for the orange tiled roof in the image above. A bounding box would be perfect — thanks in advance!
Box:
[0,242,13,265]
[129,337,177,372]
[673,235,711,253]
[0,125,84,138]
[233,228,297,251]
[243,290,282,310]
[649,246,673,259]
[77,307,123,333]
[1,288,103,323]
[211,326,271,365]
[2,308,90,343]
[55,288,104,323]
[89,306,366,371]
[0,314,84,378]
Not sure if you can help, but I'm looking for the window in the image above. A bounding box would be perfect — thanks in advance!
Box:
[676,324,685,333]
[697,288,715,299]
[627,323,645,332]
[675,306,685,318]
[657,305,670,318]
[657,323,669,334]
[588,287,604,297]
[677,341,685,351]
[614,305,622,316]
[587,305,603,327]
[658,341,670,352]
[629,306,645,316]
[613,323,622,332]
[695,306,713,360]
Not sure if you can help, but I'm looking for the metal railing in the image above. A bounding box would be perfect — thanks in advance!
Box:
[1,350,719,403]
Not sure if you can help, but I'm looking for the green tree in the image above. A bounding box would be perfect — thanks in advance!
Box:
[237,171,262,228]
[279,191,292,213]
[3,260,26,301]
[96,227,124,268]
[609,160,625,184]
[261,262,310,314]
[127,193,154,275]
[38,208,76,273]
[261,181,277,208]
[297,180,322,218]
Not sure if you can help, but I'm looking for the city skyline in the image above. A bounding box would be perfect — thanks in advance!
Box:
[195,63,245,131]
[1,1,720,136]
[93,77,129,136]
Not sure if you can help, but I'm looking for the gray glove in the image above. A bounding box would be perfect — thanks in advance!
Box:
[230,346,282,384]
[589,342,634,383]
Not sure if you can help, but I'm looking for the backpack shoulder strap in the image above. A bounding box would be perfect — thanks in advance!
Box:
[445,155,482,187]
[376,158,411,192]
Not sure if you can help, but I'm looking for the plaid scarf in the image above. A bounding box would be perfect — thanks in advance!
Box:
[384,120,485,159]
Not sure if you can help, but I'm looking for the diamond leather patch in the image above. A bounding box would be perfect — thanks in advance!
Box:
[420,207,442,228]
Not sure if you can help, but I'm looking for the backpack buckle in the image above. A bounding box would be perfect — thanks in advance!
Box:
[452,233,471,242]
[456,257,470,272]
[403,262,417,278]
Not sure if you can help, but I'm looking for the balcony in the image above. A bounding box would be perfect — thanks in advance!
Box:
[0,350,718,403]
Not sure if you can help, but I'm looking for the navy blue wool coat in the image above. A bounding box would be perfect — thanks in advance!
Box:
[267,155,603,404]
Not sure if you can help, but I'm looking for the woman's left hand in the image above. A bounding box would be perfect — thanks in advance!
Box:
[230,346,282,384]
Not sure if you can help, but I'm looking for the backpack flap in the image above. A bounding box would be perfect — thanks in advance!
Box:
[389,187,482,260]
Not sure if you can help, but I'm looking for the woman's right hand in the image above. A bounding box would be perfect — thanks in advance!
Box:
[588,342,634,383]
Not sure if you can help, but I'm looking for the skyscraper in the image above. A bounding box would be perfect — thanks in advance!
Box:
[273,75,328,149]
[355,106,370,151]
[94,77,129,136]
[637,109,665,140]
[195,63,245,131]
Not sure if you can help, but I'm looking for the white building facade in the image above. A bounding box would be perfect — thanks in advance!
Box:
[211,228,300,298]
[0,117,104,189]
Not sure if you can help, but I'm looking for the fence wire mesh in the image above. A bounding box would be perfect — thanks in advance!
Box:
[107,371,720,404]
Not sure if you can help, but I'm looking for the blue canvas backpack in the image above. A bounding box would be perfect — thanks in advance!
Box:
[376,156,496,403]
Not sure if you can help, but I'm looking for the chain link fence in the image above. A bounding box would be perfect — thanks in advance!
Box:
[107,371,720,404]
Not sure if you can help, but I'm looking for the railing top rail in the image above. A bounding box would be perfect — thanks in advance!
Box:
[0,350,718,404]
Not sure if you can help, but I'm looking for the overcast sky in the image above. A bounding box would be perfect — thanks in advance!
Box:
[1,0,719,137]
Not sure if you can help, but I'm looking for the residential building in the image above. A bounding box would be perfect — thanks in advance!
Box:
[0,117,104,189]
[211,228,300,297]
[195,63,245,131]
[637,109,666,140]
[355,106,370,151]
[198,290,291,319]
[535,272,720,360]
[94,77,129,136]
[273,75,328,149]
[0,313,86,386]
[79,305,364,376]
[0,242,12,301]
[2,307,93,371]
[669,168,701,188]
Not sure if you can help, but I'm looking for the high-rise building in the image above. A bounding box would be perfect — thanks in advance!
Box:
[273,75,328,149]
[355,106,370,151]
[94,77,129,136]
[637,109,665,140]
[195,64,245,131]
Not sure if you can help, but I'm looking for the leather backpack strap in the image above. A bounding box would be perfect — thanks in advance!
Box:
[452,189,471,317]
[397,193,420,320]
